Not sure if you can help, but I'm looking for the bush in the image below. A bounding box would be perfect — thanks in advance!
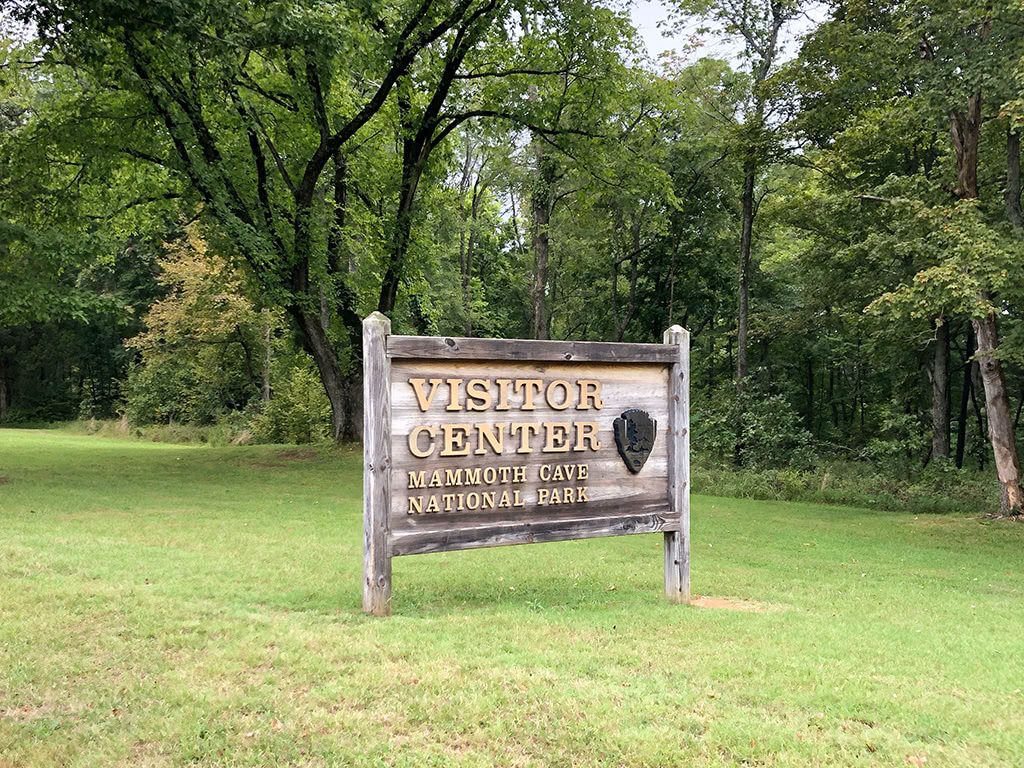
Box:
[62,414,254,445]
[249,365,332,444]
[693,458,999,516]
[122,346,257,427]
[862,405,928,469]
[693,384,817,470]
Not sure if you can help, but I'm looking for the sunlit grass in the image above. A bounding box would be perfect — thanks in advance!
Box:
[1,428,1022,766]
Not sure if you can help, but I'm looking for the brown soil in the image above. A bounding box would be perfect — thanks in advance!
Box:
[246,448,320,469]
[690,595,770,612]
[275,448,318,462]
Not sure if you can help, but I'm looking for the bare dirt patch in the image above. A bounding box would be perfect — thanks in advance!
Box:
[247,448,320,468]
[0,701,75,723]
[276,448,318,462]
[0,476,9,485]
[691,595,772,612]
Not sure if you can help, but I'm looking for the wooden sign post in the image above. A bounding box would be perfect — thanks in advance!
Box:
[362,312,690,615]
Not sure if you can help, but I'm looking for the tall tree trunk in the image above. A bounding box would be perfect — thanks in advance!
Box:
[951,89,1023,513]
[931,318,951,460]
[292,178,351,442]
[261,313,272,403]
[805,357,814,432]
[379,167,418,314]
[324,150,365,442]
[0,357,7,422]
[950,93,982,200]
[460,170,485,336]
[377,78,431,316]
[1006,127,1023,230]
[456,136,475,336]
[829,366,838,428]
[732,156,757,466]
[614,219,643,342]
[972,360,987,471]
[460,223,474,337]
[736,157,756,390]
[290,305,347,441]
[956,324,976,469]
[973,312,1023,515]
[531,141,556,340]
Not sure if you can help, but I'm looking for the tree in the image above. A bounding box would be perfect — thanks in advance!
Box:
[11,0,631,439]
[0,34,174,420]
[124,225,275,425]
[786,0,1024,513]
[674,0,804,392]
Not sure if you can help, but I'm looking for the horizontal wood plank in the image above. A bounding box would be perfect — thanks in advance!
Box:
[387,335,679,364]
[389,506,678,556]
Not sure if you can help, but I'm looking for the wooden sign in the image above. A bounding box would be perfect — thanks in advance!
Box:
[362,312,690,615]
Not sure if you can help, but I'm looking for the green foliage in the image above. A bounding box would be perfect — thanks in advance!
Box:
[122,352,253,426]
[120,228,271,425]
[64,414,254,446]
[863,406,929,468]
[3,0,1024,509]
[695,458,998,515]
[694,383,817,470]
[249,365,332,445]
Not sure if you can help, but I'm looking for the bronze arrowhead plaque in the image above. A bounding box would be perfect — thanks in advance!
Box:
[613,408,657,474]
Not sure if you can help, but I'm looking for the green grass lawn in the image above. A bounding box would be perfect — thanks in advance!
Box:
[1,428,1023,767]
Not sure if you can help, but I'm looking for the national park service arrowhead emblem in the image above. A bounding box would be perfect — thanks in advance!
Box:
[613,409,657,474]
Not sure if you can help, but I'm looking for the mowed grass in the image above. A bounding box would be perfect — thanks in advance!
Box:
[1,429,1023,767]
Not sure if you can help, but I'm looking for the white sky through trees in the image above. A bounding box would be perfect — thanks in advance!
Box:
[628,0,827,65]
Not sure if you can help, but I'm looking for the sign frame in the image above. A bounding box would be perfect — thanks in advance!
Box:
[362,311,690,616]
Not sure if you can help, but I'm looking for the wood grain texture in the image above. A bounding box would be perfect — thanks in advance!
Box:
[662,325,691,603]
[387,335,679,363]
[391,507,679,556]
[363,321,692,607]
[388,360,670,525]
[362,312,392,616]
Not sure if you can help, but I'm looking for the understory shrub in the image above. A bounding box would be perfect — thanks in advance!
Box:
[249,366,332,444]
[693,384,817,470]
[693,458,999,516]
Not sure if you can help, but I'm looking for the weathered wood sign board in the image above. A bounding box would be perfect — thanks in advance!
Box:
[363,312,690,615]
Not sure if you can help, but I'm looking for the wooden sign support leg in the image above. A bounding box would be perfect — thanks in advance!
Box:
[363,312,393,616]
[663,325,691,603]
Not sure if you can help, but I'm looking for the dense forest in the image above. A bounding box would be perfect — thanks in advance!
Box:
[2,0,1023,516]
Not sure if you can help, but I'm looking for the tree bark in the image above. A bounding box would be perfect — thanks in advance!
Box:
[805,356,814,433]
[736,157,756,390]
[955,323,976,469]
[950,86,1023,513]
[931,318,951,460]
[950,92,982,200]
[261,313,272,403]
[531,140,556,340]
[973,312,1023,516]
[378,100,423,315]
[0,356,8,422]
[971,359,987,471]
[458,151,487,337]
[290,304,348,441]
[1006,127,1022,230]
[614,218,644,342]
[463,180,483,335]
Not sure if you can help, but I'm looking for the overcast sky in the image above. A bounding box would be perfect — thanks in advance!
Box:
[628,0,828,66]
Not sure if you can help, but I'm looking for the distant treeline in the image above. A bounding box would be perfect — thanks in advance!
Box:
[1,1,1022,513]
